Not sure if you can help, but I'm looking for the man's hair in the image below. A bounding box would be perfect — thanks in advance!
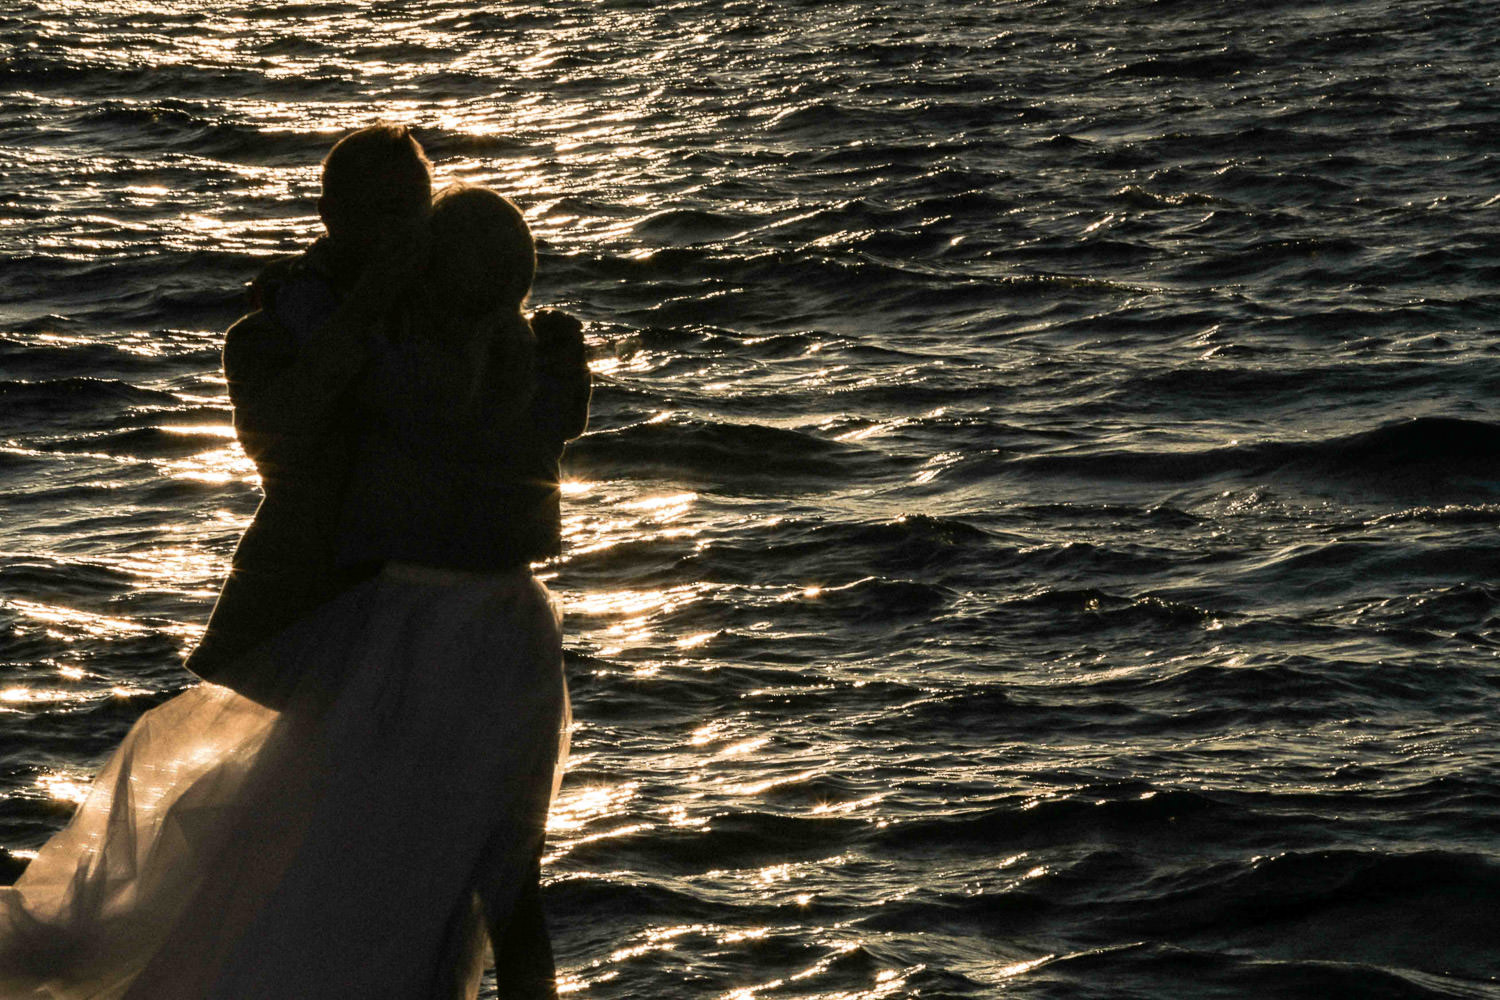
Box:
[320,123,432,220]
[428,184,536,313]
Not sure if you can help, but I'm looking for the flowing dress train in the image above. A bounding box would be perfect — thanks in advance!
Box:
[0,564,569,1000]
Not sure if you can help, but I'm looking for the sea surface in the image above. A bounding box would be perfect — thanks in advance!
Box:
[3,0,1499,996]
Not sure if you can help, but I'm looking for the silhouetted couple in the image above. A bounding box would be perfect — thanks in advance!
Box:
[0,124,589,1000]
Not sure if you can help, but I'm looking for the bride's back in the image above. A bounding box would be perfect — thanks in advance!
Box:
[336,185,560,575]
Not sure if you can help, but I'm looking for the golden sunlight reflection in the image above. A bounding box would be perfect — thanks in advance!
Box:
[913,450,964,486]
[9,599,147,637]
[456,154,555,201]
[155,423,232,438]
[608,923,701,963]
[689,721,729,745]
[716,737,768,758]
[752,862,795,885]
[108,543,229,591]
[586,357,624,377]
[180,213,238,239]
[157,444,256,485]
[731,956,918,1000]
[719,769,821,798]
[164,208,292,254]
[663,803,709,829]
[37,772,92,806]
[570,585,701,619]
[569,523,700,559]
[833,416,911,443]
[599,619,649,656]
[997,955,1056,978]
[561,477,710,563]
[543,823,654,867]
[621,492,698,516]
[1,686,78,705]
[810,794,885,816]
[548,781,640,833]
[565,916,922,1000]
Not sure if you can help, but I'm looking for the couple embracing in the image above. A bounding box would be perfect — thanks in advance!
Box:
[0,124,588,999]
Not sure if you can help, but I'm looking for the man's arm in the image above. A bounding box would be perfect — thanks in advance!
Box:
[223,304,369,475]
[224,251,419,474]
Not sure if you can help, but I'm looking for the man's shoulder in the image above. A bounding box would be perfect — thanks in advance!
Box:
[247,254,306,312]
[247,238,342,308]
[223,308,294,382]
[245,240,344,345]
[226,307,279,342]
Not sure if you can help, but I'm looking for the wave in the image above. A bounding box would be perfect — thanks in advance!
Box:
[3,249,262,329]
[0,337,216,381]
[765,102,880,135]
[0,558,135,601]
[1168,234,1366,281]
[558,809,866,873]
[1377,503,1500,525]
[563,415,882,489]
[999,417,1500,489]
[675,514,999,580]
[1000,588,1216,635]
[1030,941,1483,999]
[1110,850,1500,984]
[0,57,291,99]
[854,888,1054,934]
[630,208,755,243]
[789,577,954,623]
[66,103,330,164]
[417,130,534,159]
[0,379,183,430]
[878,786,1226,852]
[29,427,233,460]
[1088,362,1494,420]
[1106,45,1263,80]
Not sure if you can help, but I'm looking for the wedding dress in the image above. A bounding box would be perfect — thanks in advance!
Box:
[0,563,569,999]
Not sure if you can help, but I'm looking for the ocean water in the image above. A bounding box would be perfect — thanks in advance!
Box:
[2,0,1499,996]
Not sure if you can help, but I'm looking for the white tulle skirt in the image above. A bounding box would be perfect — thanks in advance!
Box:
[0,564,569,1000]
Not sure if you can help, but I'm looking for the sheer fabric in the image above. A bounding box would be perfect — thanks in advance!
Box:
[0,566,569,1000]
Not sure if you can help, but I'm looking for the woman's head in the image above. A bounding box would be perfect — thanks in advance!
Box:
[426,184,536,317]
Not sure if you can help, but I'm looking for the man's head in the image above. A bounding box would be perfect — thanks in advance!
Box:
[318,123,433,263]
[426,184,535,317]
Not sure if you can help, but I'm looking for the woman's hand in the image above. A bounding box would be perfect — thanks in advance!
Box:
[530,309,585,372]
[526,309,591,441]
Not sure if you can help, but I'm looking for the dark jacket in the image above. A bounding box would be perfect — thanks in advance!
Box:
[183,244,369,705]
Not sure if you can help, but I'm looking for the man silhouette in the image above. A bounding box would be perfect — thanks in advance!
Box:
[188,123,435,695]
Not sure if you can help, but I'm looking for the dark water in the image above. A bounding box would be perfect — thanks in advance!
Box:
[3,0,1499,995]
